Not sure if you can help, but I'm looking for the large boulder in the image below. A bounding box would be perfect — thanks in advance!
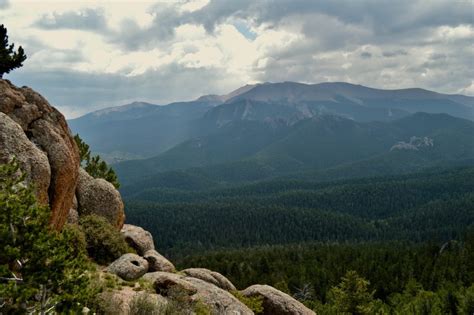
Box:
[121,224,154,255]
[185,277,253,314]
[144,249,175,272]
[0,112,50,204]
[0,80,80,229]
[76,168,125,228]
[185,276,253,315]
[107,253,149,281]
[144,272,253,314]
[241,285,315,315]
[181,268,236,291]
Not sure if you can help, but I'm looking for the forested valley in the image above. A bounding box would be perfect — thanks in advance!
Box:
[125,167,474,255]
[124,166,474,312]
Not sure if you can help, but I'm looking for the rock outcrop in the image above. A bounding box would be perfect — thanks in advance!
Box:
[242,285,315,315]
[121,224,154,255]
[76,168,125,228]
[106,219,315,314]
[107,253,149,281]
[144,249,175,272]
[0,79,80,229]
[144,272,253,314]
[182,268,236,291]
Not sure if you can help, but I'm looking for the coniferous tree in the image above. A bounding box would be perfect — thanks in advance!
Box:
[0,159,90,313]
[327,271,376,315]
[74,134,120,188]
[0,25,26,78]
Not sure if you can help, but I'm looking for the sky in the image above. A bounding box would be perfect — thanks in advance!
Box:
[1,0,473,118]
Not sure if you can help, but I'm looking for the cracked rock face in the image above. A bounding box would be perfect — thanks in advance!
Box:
[0,80,80,230]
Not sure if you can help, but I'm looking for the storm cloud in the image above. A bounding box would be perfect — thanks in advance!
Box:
[0,0,472,118]
[0,0,8,9]
[34,8,107,31]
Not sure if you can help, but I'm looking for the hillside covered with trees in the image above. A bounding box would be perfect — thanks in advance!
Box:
[125,166,474,256]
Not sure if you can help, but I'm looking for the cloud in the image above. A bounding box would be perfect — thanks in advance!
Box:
[34,8,107,31]
[7,62,245,118]
[0,0,9,9]
[383,50,408,57]
[1,0,472,119]
[175,0,472,36]
[360,52,372,59]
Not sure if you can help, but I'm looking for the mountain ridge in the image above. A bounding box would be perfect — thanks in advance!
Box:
[69,81,474,165]
[114,112,474,186]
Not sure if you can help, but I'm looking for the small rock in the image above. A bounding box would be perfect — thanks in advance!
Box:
[121,224,155,255]
[182,268,236,291]
[107,253,148,281]
[144,249,175,272]
[242,284,315,315]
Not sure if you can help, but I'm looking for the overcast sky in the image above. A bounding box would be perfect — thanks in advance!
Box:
[1,0,473,118]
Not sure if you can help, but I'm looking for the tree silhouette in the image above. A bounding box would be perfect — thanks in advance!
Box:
[0,24,27,78]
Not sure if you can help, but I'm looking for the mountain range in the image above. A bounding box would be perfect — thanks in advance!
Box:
[68,81,474,188]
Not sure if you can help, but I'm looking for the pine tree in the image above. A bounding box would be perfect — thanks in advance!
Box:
[0,25,27,78]
[328,270,375,315]
[74,134,120,188]
[0,159,90,313]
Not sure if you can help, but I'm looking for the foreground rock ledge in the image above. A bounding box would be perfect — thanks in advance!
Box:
[242,284,315,315]
[144,272,253,314]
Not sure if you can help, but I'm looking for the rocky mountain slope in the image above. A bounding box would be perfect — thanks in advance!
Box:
[114,112,474,187]
[0,79,312,314]
[70,81,474,162]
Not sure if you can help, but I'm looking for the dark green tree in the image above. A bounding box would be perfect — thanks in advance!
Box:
[74,134,120,188]
[0,25,26,78]
[0,159,90,313]
[459,284,474,315]
[79,214,131,265]
[328,270,376,315]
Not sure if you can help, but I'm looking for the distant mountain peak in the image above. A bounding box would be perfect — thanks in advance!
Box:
[221,83,260,102]
[91,101,158,117]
